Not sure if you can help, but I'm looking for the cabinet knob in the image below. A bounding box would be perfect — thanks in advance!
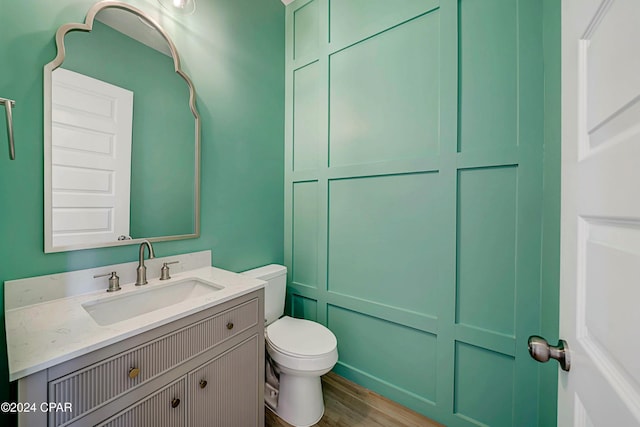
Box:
[171,398,180,408]
[199,379,208,389]
[226,321,234,330]
[128,367,140,379]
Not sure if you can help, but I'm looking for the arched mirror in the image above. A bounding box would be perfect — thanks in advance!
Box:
[44,1,200,253]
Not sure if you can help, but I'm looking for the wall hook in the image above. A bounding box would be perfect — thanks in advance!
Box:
[0,97,16,160]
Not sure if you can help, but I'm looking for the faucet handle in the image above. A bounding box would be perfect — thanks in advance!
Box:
[160,261,179,280]
[93,271,121,292]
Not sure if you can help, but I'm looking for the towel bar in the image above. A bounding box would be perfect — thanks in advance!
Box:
[0,97,16,160]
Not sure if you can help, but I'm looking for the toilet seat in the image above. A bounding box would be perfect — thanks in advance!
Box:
[266,316,337,356]
[266,316,338,372]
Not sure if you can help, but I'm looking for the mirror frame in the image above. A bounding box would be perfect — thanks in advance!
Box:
[43,0,201,253]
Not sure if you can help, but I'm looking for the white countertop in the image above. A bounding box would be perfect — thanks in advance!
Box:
[5,254,265,381]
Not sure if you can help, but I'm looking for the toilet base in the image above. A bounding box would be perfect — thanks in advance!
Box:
[271,371,325,427]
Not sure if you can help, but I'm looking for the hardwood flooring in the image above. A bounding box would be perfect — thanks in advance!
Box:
[265,372,444,427]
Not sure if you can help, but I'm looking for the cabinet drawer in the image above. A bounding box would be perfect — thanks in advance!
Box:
[96,377,186,427]
[49,298,258,426]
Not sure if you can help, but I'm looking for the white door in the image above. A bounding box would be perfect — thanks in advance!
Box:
[559,0,640,425]
[51,68,133,247]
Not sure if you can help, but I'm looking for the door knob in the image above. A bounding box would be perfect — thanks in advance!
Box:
[528,335,570,372]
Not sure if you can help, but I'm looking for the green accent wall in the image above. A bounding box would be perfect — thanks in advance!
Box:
[0,0,284,410]
[63,20,196,238]
[539,0,562,425]
[284,0,559,425]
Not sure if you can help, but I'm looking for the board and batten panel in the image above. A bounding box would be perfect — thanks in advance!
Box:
[293,62,322,171]
[453,1,544,423]
[328,172,441,318]
[292,181,318,288]
[456,166,517,336]
[327,305,437,404]
[328,10,440,168]
[291,294,318,322]
[458,0,517,152]
[293,0,319,61]
[329,0,439,46]
[454,342,515,426]
[284,0,545,425]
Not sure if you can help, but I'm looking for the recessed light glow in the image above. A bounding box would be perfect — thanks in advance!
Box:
[158,0,195,15]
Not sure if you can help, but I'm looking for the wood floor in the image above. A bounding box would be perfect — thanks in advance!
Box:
[265,372,444,427]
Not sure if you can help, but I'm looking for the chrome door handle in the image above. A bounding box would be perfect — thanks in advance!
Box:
[528,335,570,371]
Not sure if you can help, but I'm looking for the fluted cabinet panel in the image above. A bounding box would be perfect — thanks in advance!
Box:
[188,336,259,427]
[97,378,186,427]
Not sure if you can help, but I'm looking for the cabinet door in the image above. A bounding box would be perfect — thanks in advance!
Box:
[97,377,186,427]
[188,336,260,427]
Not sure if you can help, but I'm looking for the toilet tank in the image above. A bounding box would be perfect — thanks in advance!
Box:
[241,264,287,325]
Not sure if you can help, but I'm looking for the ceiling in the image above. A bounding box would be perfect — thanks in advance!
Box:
[96,8,172,57]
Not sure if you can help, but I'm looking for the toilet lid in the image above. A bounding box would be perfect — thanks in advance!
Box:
[266,316,337,357]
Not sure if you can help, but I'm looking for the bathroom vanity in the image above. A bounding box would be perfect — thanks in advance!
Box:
[5,251,265,426]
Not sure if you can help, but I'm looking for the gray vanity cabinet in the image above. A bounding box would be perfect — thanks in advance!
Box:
[17,290,264,427]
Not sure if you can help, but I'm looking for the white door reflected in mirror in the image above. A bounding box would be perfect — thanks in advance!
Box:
[51,68,133,247]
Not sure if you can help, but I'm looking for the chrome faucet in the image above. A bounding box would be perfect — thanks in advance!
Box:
[135,240,156,286]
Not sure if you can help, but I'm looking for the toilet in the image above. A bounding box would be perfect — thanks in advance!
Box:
[242,265,338,427]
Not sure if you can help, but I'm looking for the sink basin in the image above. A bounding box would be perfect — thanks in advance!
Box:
[82,278,223,326]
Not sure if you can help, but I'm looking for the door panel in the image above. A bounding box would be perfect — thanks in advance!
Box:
[561,0,640,425]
